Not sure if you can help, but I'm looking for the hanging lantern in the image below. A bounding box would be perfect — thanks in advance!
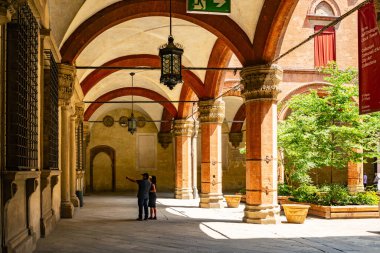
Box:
[159,35,183,90]
[127,113,137,135]
[127,72,137,135]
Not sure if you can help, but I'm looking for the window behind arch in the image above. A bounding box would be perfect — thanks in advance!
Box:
[315,1,335,16]
[313,1,336,67]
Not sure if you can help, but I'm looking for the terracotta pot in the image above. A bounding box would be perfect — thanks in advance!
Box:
[282,204,310,224]
[224,195,241,208]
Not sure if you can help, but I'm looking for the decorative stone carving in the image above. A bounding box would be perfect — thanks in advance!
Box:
[241,65,283,101]
[83,122,90,145]
[0,0,26,24]
[58,63,76,106]
[229,132,243,148]
[198,100,225,124]
[158,132,172,149]
[102,115,114,127]
[173,120,194,136]
[75,102,85,125]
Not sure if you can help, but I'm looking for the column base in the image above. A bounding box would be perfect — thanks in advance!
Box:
[199,193,223,208]
[71,195,80,207]
[348,184,365,193]
[61,201,74,218]
[175,188,193,199]
[243,204,281,224]
[192,187,199,199]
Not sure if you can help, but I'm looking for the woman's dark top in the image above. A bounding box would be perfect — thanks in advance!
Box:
[148,183,157,207]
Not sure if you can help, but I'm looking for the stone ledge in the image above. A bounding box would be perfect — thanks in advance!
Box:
[279,197,380,219]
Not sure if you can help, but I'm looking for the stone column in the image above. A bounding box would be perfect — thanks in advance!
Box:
[241,65,282,224]
[173,120,194,199]
[191,122,199,199]
[198,99,225,208]
[70,114,79,207]
[347,161,364,193]
[58,63,76,218]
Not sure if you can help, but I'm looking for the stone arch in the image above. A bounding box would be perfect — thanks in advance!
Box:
[80,54,206,98]
[90,145,116,192]
[60,0,254,65]
[308,0,341,16]
[84,87,178,121]
[204,39,233,98]
[230,104,246,133]
[254,0,299,63]
[278,83,331,120]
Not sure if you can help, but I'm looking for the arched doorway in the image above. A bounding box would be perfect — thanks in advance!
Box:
[90,145,116,192]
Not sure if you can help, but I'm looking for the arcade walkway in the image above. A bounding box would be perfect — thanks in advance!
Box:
[35,195,380,253]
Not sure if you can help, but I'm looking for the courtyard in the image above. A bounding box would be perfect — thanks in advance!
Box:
[35,195,380,253]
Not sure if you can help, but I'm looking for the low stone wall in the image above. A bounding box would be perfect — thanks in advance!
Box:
[278,196,379,219]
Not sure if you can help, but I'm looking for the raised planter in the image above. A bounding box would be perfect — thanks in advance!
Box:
[282,204,310,224]
[224,195,241,208]
[279,198,379,219]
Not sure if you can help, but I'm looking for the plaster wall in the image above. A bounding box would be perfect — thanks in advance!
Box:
[86,108,175,193]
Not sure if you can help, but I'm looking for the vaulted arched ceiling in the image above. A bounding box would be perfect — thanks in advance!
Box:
[52,0,299,132]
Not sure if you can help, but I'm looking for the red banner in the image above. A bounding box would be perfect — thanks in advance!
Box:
[358,0,380,114]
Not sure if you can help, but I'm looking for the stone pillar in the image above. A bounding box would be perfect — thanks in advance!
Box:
[191,122,199,199]
[241,65,282,224]
[70,115,79,207]
[278,148,285,184]
[58,63,76,218]
[198,99,225,208]
[83,121,90,194]
[173,120,194,199]
[347,161,365,193]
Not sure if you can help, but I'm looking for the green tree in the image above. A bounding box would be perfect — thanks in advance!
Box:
[278,62,380,187]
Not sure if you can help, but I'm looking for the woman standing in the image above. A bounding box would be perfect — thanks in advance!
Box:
[148,176,157,219]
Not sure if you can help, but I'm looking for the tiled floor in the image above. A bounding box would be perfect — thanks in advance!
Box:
[35,194,380,253]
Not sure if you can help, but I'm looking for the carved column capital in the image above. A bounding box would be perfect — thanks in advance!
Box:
[229,132,243,148]
[0,0,27,25]
[241,65,282,101]
[198,100,225,124]
[58,63,76,106]
[158,132,172,149]
[75,102,85,122]
[173,120,194,137]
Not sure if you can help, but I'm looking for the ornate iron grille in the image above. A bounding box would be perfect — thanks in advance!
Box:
[76,121,84,170]
[6,4,39,170]
[43,50,59,169]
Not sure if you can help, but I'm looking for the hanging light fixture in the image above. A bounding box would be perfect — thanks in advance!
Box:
[159,0,183,90]
[128,72,137,134]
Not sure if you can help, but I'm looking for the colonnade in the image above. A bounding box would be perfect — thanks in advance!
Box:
[172,64,366,224]
[58,63,85,218]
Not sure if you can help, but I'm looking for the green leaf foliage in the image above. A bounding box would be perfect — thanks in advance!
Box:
[278,62,380,186]
[289,184,379,206]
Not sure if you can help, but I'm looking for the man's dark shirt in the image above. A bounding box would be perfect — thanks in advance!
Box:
[137,179,151,199]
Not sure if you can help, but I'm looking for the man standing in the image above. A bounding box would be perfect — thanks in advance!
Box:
[363,173,368,188]
[126,173,151,220]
